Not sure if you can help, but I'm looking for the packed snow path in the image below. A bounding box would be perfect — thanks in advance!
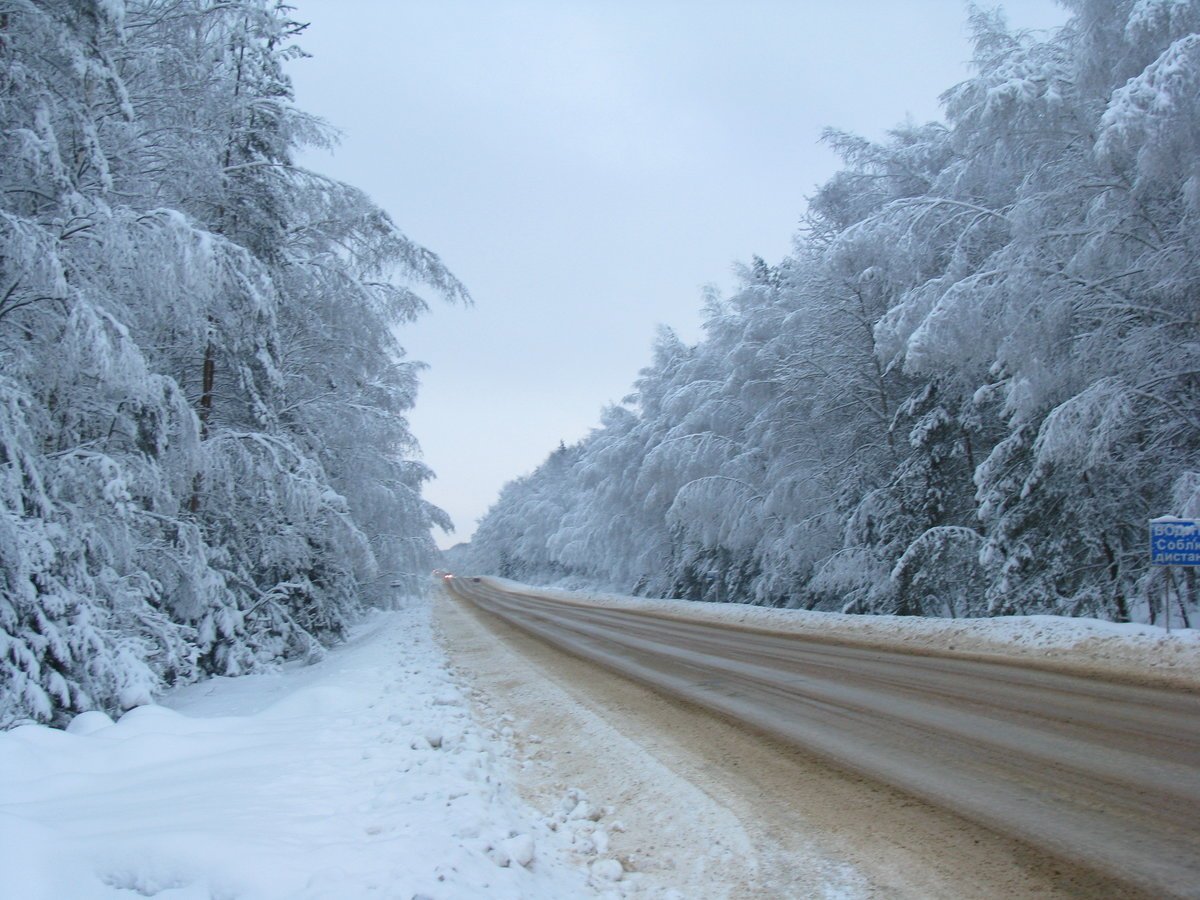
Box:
[445,575,1200,899]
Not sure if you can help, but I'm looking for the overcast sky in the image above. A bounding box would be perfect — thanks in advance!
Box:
[288,1,1069,549]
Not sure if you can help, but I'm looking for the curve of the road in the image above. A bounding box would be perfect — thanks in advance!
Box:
[444,575,1200,899]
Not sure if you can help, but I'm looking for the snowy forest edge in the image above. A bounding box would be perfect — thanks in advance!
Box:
[464,1,1200,629]
[0,1,466,727]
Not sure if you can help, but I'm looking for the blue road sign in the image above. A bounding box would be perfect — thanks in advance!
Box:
[1149,517,1200,565]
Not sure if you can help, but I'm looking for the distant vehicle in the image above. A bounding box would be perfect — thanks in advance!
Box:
[443,573,454,580]
[471,577,481,583]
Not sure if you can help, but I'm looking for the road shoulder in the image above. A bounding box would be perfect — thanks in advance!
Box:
[435,590,1139,899]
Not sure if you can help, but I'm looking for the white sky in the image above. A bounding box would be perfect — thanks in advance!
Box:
[288,1,1068,549]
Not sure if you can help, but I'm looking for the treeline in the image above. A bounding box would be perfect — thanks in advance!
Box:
[1,1,464,725]
[467,0,1199,625]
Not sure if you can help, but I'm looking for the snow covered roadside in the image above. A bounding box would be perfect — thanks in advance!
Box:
[0,596,601,899]
[491,577,1200,689]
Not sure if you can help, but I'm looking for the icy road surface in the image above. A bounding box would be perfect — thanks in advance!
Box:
[443,575,1200,899]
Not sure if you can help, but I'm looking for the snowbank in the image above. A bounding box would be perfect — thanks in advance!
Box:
[487,577,1200,690]
[0,597,597,899]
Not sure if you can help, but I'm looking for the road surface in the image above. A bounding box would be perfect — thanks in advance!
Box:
[442,575,1200,898]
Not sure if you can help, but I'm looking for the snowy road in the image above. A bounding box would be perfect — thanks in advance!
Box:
[444,576,1200,899]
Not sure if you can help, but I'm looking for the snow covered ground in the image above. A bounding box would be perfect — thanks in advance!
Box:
[0,595,619,899]
[5,582,1196,899]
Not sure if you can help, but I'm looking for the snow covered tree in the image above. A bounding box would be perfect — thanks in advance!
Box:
[467,0,1199,627]
[1,0,464,726]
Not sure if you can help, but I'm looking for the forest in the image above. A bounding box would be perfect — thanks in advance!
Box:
[466,0,1200,626]
[0,0,465,725]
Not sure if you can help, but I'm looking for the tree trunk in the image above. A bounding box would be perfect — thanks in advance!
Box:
[189,328,216,514]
